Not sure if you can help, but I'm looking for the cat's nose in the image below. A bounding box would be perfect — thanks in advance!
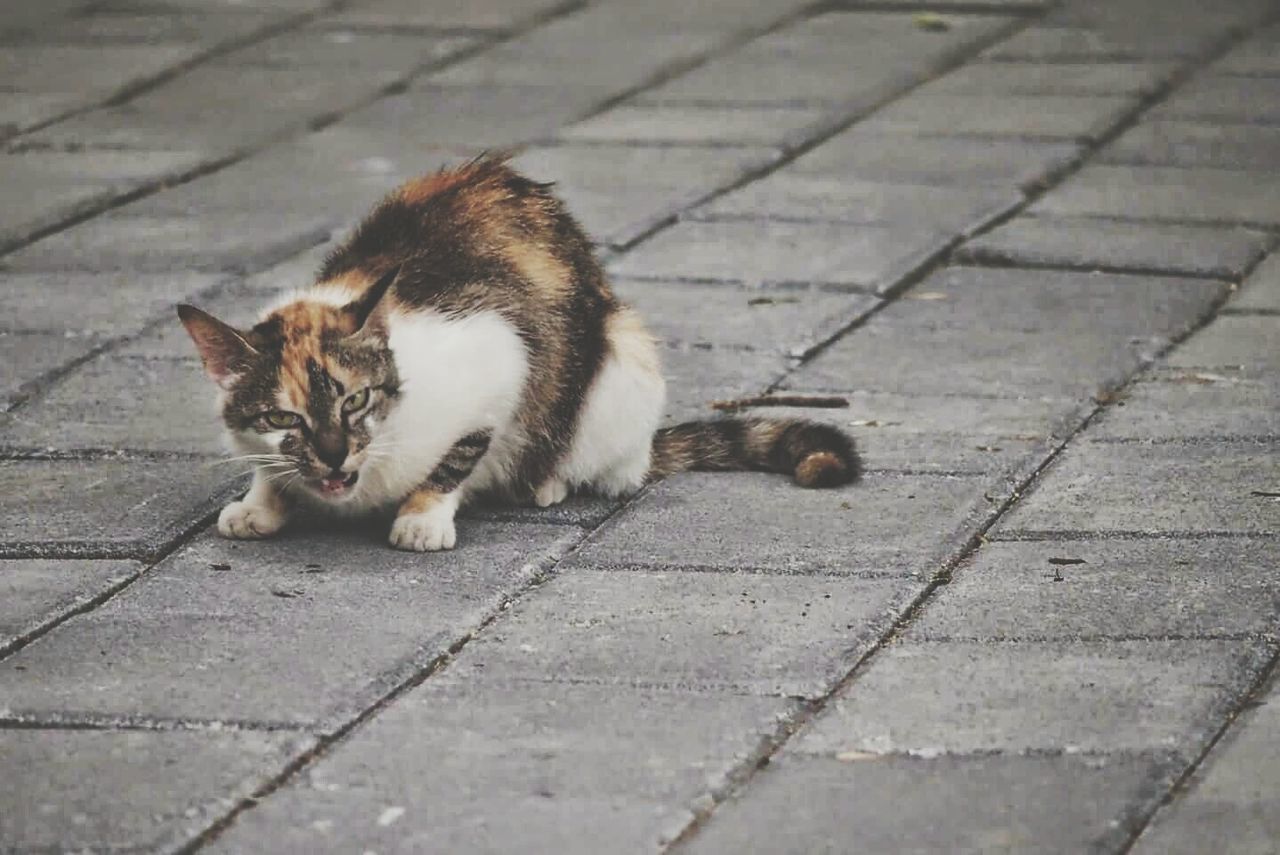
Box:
[313,429,347,469]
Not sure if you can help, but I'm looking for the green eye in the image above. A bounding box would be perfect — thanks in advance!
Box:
[342,387,370,414]
[263,411,302,430]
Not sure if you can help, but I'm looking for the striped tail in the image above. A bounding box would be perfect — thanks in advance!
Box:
[649,417,860,488]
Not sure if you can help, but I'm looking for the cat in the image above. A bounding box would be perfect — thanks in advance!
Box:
[179,155,859,552]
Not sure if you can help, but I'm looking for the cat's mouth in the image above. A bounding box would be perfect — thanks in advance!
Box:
[315,471,359,497]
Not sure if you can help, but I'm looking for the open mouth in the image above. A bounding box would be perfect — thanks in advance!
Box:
[317,471,359,497]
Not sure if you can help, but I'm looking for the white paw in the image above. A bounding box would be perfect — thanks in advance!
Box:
[389,512,457,552]
[217,500,286,539]
[534,478,569,508]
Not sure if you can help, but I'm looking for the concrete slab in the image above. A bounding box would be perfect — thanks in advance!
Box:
[565,471,985,576]
[1150,76,1280,125]
[860,93,1138,142]
[0,331,101,410]
[1167,315,1280,377]
[1100,121,1280,171]
[658,346,793,420]
[561,104,830,147]
[1090,372,1280,440]
[923,60,1177,96]
[795,640,1273,757]
[1231,252,1280,312]
[0,558,141,652]
[908,538,1280,641]
[0,524,579,727]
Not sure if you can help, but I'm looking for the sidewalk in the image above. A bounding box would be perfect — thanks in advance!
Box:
[1,0,1278,852]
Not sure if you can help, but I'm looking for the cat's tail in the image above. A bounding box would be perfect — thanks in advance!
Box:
[648,418,860,488]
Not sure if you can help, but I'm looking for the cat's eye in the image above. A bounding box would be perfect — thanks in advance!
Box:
[342,388,370,414]
[263,411,302,430]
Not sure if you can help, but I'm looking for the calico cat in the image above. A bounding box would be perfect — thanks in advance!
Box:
[179,155,859,552]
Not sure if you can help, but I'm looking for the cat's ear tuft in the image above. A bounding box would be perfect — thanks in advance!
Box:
[177,304,259,390]
[344,264,401,335]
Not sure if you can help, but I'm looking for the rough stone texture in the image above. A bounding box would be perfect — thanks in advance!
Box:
[1149,75,1280,125]
[1100,121,1280,171]
[3,356,225,455]
[1090,372,1280,440]
[1029,165,1280,227]
[922,60,1177,96]
[792,130,1082,190]
[0,729,313,853]
[1230,252,1280,312]
[215,26,475,73]
[565,471,984,576]
[983,25,1219,61]
[997,440,1280,536]
[1167,315,1280,377]
[0,91,84,136]
[0,559,141,652]
[453,566,923,696]
[1209,27,1280,76]
[861,93,1138,142]
[795,640,1273,757]
[0,525,579,727]
[513,144,780,247]
[0,331,102,410]
[0,459,243,558]
[0,270,226,337]
[0,44,196,96]
[1134,670,1280,855]
[3,210,335,274]
[610,278,878,355]
[692,175,1021,235]
[561,104,830,147]
[328,0,570,30]
[608,219,948,291]
[207,679,796,855]
[958,217,1273,278]
[685,753,1165,855]
[658,346,793,420]
[907,538,1280,641]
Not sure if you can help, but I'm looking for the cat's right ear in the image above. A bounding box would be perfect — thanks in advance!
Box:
[177,304,259,390]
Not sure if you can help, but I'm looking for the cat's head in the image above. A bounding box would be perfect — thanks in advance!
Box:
[179,266,401,502]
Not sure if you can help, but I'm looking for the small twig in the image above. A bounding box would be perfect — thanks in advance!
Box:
[710,394,850,412]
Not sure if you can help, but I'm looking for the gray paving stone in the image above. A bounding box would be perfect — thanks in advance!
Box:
[908,538,1280,642]
[1150,75,1280,125]
[342,84,611,150]
[1,6,285,47]
[566,471,985,576]
[513,144,779,248]
[3,209,335,273]
[463,494,621,529]
[1167,315,1280,377]
[0,558,141,652]
[785,318,1151,399]
[217,25,474,72]
[1090,372,1280,440]
[455,566,922,696]
[328,0,569,30]
[0,44,196,96]
[0,729,312,853]
[1209,29,1280,77]
[997,440,1280,536]
[922,60,1177,96]
[0,331,101,410]
[1101,121,1280,170]
[0,459,242,559]
[1029,165,1280,227]
[1042,0,1273,33]
[1134,670,1280,855]
[795,639,1273,757]
[0,524,579,726]
[4,356,224,455]
[208,679,795,855]
[560,104,830,147]
[958,218,1272,278]
[860,93,1138,142]
[692,175,1021,236]
[658,346,792,420]
[790,129,1083,191]
[734,396,1072,474]
[611,278,877,356]
[0,91,84,136]
[685,753,1165,855]
[982,25,1216,61]
[608,219,948,291]
[0,270,225,336]
[1231,252,1280,312]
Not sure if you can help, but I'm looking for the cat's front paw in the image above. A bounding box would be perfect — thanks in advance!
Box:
[533,478,569,508]
[218,500,287,540]
[389,512,457,552]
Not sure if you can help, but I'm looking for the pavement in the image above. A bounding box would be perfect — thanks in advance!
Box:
[1,0,1278,852]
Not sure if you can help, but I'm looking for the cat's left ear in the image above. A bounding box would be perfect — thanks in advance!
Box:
[177,304,260,390]
[344,264,401,335]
